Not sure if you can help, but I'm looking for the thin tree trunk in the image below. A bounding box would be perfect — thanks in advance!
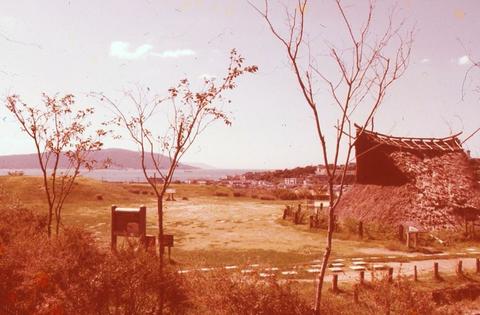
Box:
[314,184,336,314]
[55,213,61,236]
[47,209,52,238]
[157,196,164,314]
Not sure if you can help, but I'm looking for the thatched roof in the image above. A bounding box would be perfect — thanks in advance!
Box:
[336,126,480,230]
[357,125,463,152]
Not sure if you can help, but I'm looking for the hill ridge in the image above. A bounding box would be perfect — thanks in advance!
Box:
[0,148,198,170]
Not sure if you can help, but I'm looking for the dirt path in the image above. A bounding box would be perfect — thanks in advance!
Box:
[177,251,480,284]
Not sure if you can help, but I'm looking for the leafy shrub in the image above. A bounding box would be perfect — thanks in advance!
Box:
[233,191,246,197]
[319,276,438,315]
[341,217,360,235]
[310,212,329,229]
[339,217,397,240]
[273,189,298,200]
[0,207,188,315]
[360,276,437,314]
[260,195,276,201]
[215,192,229,197]
[182,270,312,315]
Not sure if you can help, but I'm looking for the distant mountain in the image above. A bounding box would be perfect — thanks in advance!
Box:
[0,148,198,170]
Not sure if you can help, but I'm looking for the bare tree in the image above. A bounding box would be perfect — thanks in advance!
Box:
[461,53,480,100]
[251,0,413,312]
[97,49,257,313]
[6,94,108,237]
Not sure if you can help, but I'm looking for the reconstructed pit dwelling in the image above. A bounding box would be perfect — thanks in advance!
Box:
[337,125,480,231]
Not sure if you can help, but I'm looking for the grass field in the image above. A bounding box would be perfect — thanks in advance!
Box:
[0,175,471,267]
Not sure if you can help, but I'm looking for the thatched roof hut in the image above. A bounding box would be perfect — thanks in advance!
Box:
[336,125,480,230]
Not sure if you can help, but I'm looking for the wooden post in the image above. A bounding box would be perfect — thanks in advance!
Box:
[465,216,468,235]
[332,274,338,293]
[388,268,394,282]
[413,232,418,248]
[434,262,439,280]
[111,205,117,251]
[359,271,365,285]
[414,265,418,281]
[476,258,480,273]
[457,260,463,276]
[145,235,156,253]
[358,221,364,239]
[139,205,146,243]
[406,232,411,248]
[353,284,359,304]
[398,225,404,241]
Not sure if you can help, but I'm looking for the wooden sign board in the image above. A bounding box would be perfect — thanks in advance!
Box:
[163,234,174,247]
[112,208,145,236]
[166,188,176,194]
[408,226,419,233]
[111,205,147,250]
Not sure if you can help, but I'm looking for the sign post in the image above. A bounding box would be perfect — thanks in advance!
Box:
[111,205,147,251]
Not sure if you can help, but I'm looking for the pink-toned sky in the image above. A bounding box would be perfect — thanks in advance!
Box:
[0,0,478,169]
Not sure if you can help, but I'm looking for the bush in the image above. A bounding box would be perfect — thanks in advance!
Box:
[182,270,312,315]
[339,218,397,240]
[310,212,329,229]
[260,195,276,201]
[341,217,360,235]
[319,277,438,315]
[0,208,188,315]
[233,191,246,197]
[361,277,437,314]
[273,189,298,200]
[215,192,229,197]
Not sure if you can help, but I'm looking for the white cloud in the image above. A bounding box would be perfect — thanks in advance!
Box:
[420,58,430,64]
[109,42,196,60]
[110,41,152,60]
[458,55,471,66]
[0,16,17,32]
[151,49,196,58]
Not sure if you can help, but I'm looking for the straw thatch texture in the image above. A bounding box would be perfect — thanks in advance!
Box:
[337,129,480,230]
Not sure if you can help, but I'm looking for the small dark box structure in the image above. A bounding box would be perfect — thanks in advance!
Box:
[111,205,146,250]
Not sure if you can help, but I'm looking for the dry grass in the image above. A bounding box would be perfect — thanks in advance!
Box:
[0,176,402,266]
[2,182,480,314]
[1,175,477,268]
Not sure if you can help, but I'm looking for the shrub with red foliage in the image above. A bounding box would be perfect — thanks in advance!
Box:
[0,207,188,314]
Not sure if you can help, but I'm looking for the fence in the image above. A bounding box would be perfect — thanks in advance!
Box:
[329,257,480,303]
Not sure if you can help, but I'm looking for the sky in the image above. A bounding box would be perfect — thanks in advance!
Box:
[0,0,478,169]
